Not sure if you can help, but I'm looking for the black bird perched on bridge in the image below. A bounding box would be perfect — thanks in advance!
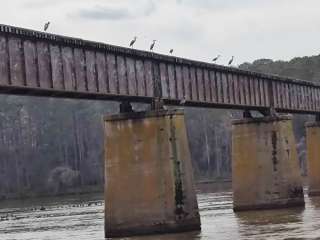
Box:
[150,40,156,51]
[169,49,174,54]
[43,21,50,32]
[228,56,234,66]
[129,36,137,48]
[212,55,221,62]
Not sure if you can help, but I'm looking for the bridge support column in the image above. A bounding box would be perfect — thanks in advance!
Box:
[306,122,320,196]
[232,115,305,211]
[104,109,200,238]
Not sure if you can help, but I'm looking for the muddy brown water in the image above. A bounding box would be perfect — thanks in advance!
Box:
[1,190,320,240]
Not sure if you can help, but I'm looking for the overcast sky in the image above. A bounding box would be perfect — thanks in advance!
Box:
[1,0,320,65]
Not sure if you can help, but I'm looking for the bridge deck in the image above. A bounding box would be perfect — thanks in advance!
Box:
[0,24,319,114]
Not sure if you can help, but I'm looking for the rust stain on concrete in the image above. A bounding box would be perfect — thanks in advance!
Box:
[104,109,200,238]
[306,122,320,196]
[232,116,305,211]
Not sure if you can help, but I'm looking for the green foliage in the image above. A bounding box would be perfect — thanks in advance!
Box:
[239,54,320,82]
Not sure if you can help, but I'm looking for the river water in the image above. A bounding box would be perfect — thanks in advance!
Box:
[1,190,320,240]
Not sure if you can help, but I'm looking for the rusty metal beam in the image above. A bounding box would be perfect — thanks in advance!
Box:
[0,23,320,114]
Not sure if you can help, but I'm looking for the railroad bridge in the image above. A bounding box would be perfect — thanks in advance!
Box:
[0,24,319,237]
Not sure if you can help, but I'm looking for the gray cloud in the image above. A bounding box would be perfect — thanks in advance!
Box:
[76,6,132,20]
[71,1,156,21]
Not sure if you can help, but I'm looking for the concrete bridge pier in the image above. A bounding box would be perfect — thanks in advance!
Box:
[104,109,200,238]
[306,121,320,196]
[232,115,305,211]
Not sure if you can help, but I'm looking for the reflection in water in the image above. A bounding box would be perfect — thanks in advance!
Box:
[0,191,320,239]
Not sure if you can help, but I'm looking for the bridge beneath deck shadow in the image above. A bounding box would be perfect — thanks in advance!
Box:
[0,24,319,238]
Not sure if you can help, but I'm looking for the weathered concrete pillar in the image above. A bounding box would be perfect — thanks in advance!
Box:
[232,115,305,211]
[104,109,200,238]
[306,122,320,196]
